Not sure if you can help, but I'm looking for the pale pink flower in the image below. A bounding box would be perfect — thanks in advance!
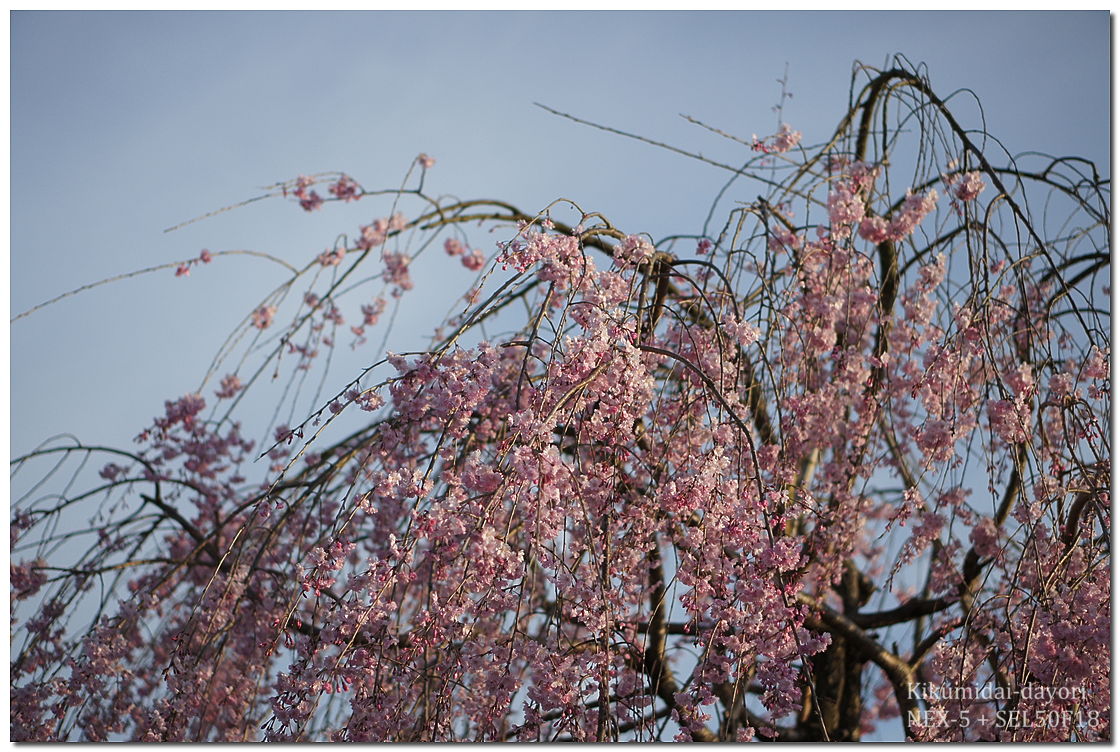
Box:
[357,217,401,250]
[251,305,277,330]
[11,559,47,598]
[887,189,938,241]
[298,190,323,212]
[383,252,413,293]
[346,387,384,412]
[361,297,386,326]
[99,463,123,481]
[317,247,346,267]
[1048,372,1075,398]
[767,225,802,252]
[215,373,243,399]
[989,398,1030,443]
[970,517,1001,558]
[1084,345,1109,380]
[720,312,760,348]
[752,123,802,154]
[858,215,890,244]
[328,175,362,202]
[953,171,985,202]
[828,185,864,229]
[614,235,655,265]
[462,248,485,271]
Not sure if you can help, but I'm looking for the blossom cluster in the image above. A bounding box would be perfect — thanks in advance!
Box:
[11,70,1109,743]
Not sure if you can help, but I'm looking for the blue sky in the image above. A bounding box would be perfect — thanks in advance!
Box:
[11,10,1110,456]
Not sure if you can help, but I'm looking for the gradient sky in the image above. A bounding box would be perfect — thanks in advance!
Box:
[11,10,1110,458]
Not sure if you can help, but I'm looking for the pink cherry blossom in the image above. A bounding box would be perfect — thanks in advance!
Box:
[461,248,485,270]
[328,174,362,202]
[11,63,1108,744]
[215,373,243,399]
[953,170,985,201]
[752,123,802,154]
[251,304,277,329]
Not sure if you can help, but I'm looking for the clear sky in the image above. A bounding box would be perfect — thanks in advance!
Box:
[11,10,1110,459]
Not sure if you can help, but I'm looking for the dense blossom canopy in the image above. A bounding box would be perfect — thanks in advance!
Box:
[11,63,1110,741]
